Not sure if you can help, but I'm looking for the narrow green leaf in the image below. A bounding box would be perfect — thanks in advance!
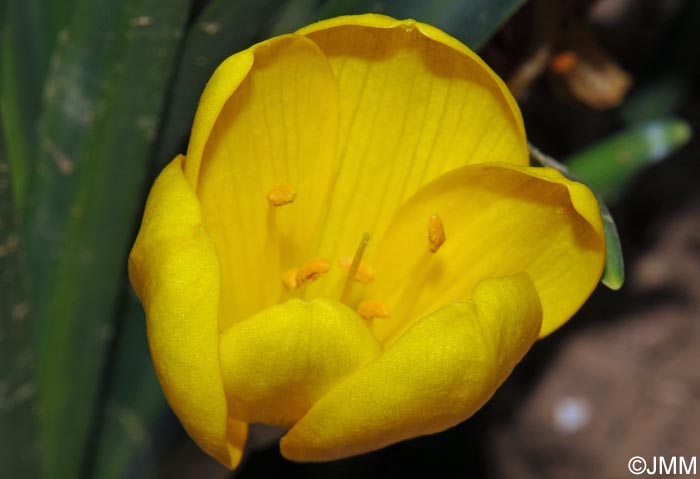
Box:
[0,106,41,478]
[318,0,527,49]
[0,0,77,210]
[598,201,624,291]
[620,76,688,125]
[90,291,177,479]
[156,0,281,169]
[530,145,625,291]
[25,1,191,477]
[565,118,692,201]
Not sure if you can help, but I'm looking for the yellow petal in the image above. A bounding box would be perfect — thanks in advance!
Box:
[183,49,254,186]
[219,298,381,427]
[128,157,245,468]
[185,34,340,330]
[367,163,605,344]
[280,274,542,461]
[296,14,528,300]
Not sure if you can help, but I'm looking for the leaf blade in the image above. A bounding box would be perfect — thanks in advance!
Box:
[0,103,41,479]
[25,1,191,477]
[565,118,692,201]
[0,0,77,210]
[90,292,177,479]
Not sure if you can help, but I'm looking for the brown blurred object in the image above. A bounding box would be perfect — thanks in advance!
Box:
[548,21,632,110]
[505,0,563,99]
[498,0,632,109]
[633,200,700,300]
[588,0,638,25]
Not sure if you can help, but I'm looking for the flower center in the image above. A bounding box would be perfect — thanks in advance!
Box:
[268,187,446,322]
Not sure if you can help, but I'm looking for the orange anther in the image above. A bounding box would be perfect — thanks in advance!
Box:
[428,214,446,253]
[357,299,390,320]
[267,184,296,206]
[295,258,330,286]
[338,256,375,284]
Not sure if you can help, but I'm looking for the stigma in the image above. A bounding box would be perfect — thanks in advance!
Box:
[340,233,371,303]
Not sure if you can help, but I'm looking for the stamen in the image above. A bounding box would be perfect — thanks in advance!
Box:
[267,184,296,206]
[338,256,375,284]
[295,258,330,286]
[428,214,446,253]
[281,258,330,290]
[340,233,371,303]
[357,299,390,320]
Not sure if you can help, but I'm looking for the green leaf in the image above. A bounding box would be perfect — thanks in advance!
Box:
[565,118,692,201]
[0,106,41,478]
[0,0,76,210]
[90,291,177,479]
[156,0,281,169]
[24,1,191,477]
[318,0,527,49]
[620,76,688,125]
[598,201,624,291]
[530,145,625,291]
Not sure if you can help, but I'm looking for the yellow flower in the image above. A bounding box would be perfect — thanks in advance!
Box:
[128,14,606,469]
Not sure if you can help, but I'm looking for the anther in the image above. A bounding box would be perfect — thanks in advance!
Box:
[267,184,296,206]
[357,299,390,320]
[282,258,330,290]
[428,214,446,253]
[295,258,330,286]
[338,256,375,284]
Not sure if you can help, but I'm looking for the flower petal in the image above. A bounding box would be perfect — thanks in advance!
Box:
[296,14,528,299]
[219,298,381,427]
[280,274,541,461]
[128,157,245,468]
[366,163,605,345]
[185,34,341,330]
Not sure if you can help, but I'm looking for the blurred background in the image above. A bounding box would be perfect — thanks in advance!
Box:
[1,0,698,478]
